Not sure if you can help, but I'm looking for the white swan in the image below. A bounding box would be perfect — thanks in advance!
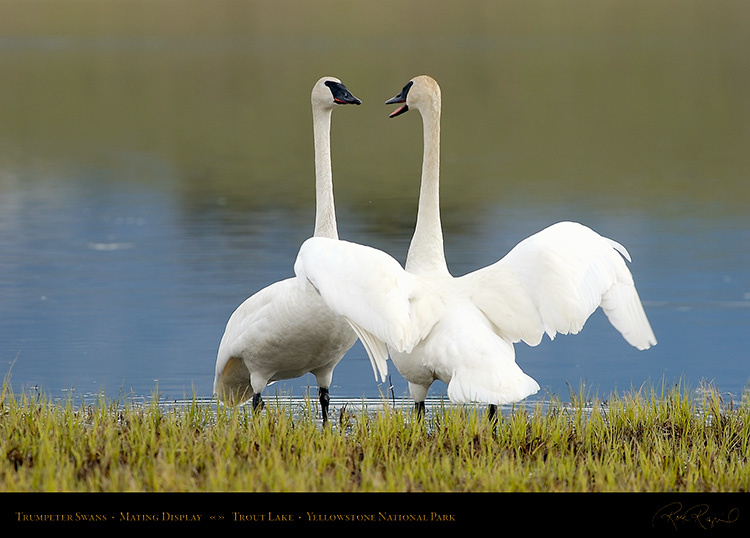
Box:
[294,75,657,418]
[213,77,361,422]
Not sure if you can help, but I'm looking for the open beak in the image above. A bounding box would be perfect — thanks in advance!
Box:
[386,101,408,118]
[385,80,413,118]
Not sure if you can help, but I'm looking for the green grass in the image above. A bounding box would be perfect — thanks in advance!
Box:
[1,381,748,492]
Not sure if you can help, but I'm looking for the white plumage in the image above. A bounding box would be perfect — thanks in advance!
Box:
[295,75,656,417]
[213,77,361,422]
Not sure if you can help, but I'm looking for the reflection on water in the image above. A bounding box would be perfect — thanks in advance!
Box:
[1,1,749,404]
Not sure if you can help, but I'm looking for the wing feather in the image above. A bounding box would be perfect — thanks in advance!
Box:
[460,221,656,349]
[294,237,442,376]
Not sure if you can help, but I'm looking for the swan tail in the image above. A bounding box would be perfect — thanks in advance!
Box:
[447,366,540,406]
[432,323,540,406]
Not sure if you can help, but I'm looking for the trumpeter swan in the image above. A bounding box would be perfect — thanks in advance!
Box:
[213,77,361,422]
[295,75,656,419]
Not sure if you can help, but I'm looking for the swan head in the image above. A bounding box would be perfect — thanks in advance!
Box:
[385,75,440,118]
[312,76,362,110]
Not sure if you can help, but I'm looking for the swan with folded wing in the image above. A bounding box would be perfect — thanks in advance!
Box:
[213,77,361,423]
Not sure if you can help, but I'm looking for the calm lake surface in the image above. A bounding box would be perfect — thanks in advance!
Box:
[1,2,749,405]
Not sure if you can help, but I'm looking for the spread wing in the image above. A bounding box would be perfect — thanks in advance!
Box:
[459,221,657,350]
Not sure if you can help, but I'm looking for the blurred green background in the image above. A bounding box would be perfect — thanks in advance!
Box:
[2,0,748,220]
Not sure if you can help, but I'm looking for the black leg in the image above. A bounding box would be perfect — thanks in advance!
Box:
[251,392,263,412]
[318,387,330,423]
[488,404,498,434]
[415,401,426,419]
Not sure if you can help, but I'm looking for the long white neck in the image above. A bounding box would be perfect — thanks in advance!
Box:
[406,99,449,276]
[312,106,338,239]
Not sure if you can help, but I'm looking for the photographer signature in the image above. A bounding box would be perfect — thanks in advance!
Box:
[652,502,739,530]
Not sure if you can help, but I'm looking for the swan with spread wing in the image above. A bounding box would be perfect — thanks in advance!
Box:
[295,75,656,418]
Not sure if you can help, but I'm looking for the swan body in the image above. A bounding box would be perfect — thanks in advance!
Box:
[213,77,361,421]
[295,75,656,416]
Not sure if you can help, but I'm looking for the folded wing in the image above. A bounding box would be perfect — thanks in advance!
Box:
[294,237,442,380]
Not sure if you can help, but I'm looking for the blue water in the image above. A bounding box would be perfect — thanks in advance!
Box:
[1,0,747,409]
[2,167,749,406]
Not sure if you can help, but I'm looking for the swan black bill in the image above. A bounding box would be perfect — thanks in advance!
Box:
[385,80,413,117]
[325,80,362,105]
